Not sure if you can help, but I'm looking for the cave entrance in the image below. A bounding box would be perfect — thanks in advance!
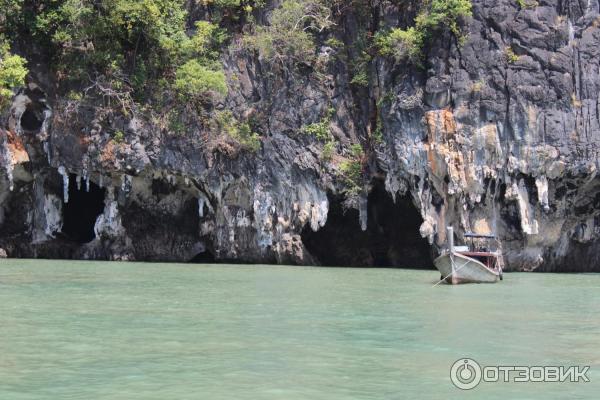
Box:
[19,86,48,133]
[302,182,434,268]
[21,107,44,132]
[62,175,106,243]
[189,249,216,263]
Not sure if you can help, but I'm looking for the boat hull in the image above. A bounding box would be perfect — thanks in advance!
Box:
[434,252,500,284]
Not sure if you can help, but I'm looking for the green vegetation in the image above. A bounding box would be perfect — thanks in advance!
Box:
[0,39,27,110]
[516,0,538,9]
[350,69,369,87]
[302,107,339,162]
[321,141,335,161]
[243,0,333,67]
[375,27,424,64]
[1,0,234,106]
[470,79,485,93]
[1,0,473,159]
[373,117,383,144]
[324,37,343,49]
[166,109,186,135]
[303,107,334,141]
[375,0,472,64]
[174,60,227,99]
[113,129,125,143]
[216,111,261,152]
[339,144,364,196]
[505,47,519,63]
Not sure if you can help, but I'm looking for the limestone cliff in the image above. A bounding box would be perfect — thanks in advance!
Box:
[1,0,599,271]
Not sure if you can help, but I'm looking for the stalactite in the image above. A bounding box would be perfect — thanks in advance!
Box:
[198,197,205,218]
[121,175,132,194]
[7,167,14,191]
[359,194,368,232]
[57,166,69,203]
[82,169,90,192]
[43,141,51,164]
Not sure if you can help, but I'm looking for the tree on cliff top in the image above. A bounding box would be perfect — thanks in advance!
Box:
[0,40,28,110]
[376,0,472,64]
[243,0,335,67]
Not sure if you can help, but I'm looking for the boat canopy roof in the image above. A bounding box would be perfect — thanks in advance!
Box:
[464,232,496,239]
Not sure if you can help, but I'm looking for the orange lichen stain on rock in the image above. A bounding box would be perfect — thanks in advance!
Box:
[5,130,30,164]
[441,109,457,137]
[424,109,459,179]
[100,140,116,167]
[425,109,457,142]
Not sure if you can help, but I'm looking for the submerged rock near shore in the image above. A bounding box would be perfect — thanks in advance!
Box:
[1,0,599,271]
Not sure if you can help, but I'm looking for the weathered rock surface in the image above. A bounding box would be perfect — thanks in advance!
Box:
[1,0,600,271]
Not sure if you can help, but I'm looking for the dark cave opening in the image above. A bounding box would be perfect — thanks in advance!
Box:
[121,195,206,262]
[20,106,44,132]
[302,182,434,268]
[189,249,216,263]
[62,175,105,243]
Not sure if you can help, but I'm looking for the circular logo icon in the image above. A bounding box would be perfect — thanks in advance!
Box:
[450,358,482,390]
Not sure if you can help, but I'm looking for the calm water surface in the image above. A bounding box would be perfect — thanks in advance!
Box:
[0,259,599,399]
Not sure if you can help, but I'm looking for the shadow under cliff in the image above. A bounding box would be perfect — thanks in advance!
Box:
[302,182,434,268]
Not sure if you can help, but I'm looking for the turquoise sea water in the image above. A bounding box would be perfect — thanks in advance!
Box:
[0,259,598,399]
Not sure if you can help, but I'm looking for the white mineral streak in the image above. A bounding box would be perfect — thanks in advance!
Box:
[98,175,103,188]
[94,187,124,239]
[310,200,328,232]
[198,197,205,218]
[568,19,575,42]
[166,174,175,185]
[535,176,549,210]
[40,108,52,140]
[359,194,368,231]
[2,141,14,191]
[43,194,63,237]
[121,175,132,193]
[57,166,69,203]
[82,169,90,192]
[514,178,539,235]
[253,188,274,249]
[76,175,82,190]
[7,165,14,191]
[236,210,250,227]
[31,177,62,243]
[43,141,51,164]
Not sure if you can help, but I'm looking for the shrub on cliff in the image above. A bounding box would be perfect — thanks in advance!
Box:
[375,27,424,65]
[3,0,232,108]
[0,40,27,110]
[376,0,472,64]
[303,107,334,141]
[339,144,364,197]
[216,111,261,152]
[243,0,334,67]
[175,60,227,98]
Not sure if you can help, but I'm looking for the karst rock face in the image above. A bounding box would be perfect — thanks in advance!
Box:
[1,0,599,271]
